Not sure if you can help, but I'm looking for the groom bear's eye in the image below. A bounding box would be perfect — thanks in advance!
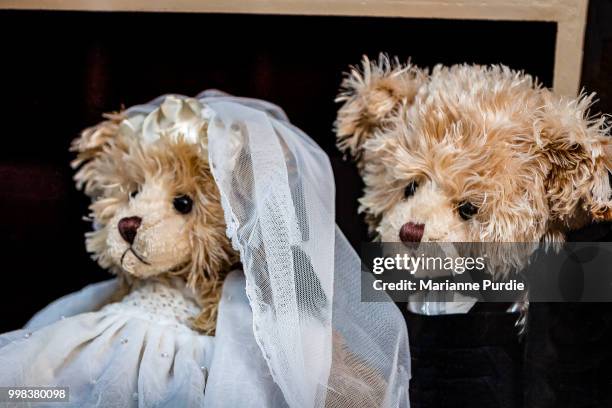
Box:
[404,181,419,199]
[130,190,139,199]
[173,195,193,214]
[458,202,479,220]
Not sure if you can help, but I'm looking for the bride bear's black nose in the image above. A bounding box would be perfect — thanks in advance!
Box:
[118,216,142,245]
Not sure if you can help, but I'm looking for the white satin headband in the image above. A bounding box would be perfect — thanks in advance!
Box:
[120,95,214,151]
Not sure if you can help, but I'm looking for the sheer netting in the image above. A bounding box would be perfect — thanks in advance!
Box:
[127,90,411,407]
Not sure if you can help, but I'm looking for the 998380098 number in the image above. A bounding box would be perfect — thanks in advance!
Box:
[0,387,69,402]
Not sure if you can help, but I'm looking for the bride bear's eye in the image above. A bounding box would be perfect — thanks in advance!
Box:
[458,201,478,220]
[130,190,139,199]
[404,181,419,199]
[173,194,193,214]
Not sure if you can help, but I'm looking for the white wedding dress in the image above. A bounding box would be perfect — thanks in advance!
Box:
[0,271,283,408]
[0,277,213,407]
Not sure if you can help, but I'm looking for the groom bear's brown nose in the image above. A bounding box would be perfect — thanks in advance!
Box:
[399,222,425,243]
[118,216,142,245]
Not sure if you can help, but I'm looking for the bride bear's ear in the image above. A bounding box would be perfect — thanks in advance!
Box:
[335,54,426,165]
[537,90,612,228]
[70,112,126,198]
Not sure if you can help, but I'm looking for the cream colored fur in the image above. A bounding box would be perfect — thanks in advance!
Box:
[336,55,611,274]
[71,112,237,335]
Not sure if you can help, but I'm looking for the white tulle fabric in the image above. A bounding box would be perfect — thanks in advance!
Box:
[199,90,411,407]
[0,91,410,407]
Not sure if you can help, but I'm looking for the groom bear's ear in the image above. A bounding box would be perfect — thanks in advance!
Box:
[335,54,426,166]
[536,90,612,226]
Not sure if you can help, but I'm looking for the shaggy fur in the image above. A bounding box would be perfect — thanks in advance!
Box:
[336,55,611,274]
[71,112,237,334]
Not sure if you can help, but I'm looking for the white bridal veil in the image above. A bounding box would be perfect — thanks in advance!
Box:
[126,91,412,407]
[192,91,411,407]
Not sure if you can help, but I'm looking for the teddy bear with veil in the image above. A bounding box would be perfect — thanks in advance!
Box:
[0,90,410,408]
